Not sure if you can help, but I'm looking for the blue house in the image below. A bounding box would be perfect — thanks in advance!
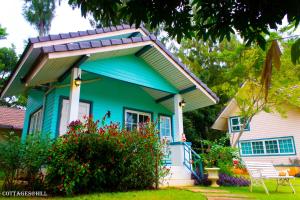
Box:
[0,25,218,186]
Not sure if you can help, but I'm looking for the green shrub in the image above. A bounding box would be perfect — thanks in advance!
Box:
[46,117,165,196]
[201,137,239,176]
[0,133,22,190]
[0,132,52,190]
[20,133,52,190]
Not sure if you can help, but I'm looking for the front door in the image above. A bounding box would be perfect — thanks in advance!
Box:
[59,99,91,135]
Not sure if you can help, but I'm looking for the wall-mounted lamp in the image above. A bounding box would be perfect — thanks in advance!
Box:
[179,99,186,107]
[74,76,82,87]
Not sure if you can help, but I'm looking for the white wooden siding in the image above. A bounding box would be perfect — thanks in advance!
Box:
[230,106,300,165]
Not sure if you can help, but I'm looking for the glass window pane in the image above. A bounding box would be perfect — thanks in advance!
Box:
[231,118,239,125]
[165,118,170,127]
[265,140,279,154]
[279,139,294,153]
[232,125,240,132]
[126,112,137,124]
[160,116,171,138]
[252,141,265,154]
[241,142,252,155]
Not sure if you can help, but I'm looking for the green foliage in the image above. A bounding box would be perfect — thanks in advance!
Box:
[23,0,56,36]
[0,132,51,190]
[201,137,239,176]
[174,36,263,146]
[231,39,300,146]
[0,133,22,190]
[0,24,7,38]
[20,133,52,189]
[0,45,26,107]
[68,0,299,48]
[46,117,166,196]
[291,38,300,65]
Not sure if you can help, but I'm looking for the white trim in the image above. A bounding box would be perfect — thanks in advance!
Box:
[240,137,295,156]
[174,94,183,142]
[29,108,43,134]
[212,98,237,130]
[48,41,153,59]
[159,115,172,140]
[69,68,81,123]
[24,55,49,86]
[33,28,147,48]
[0,45,34,98]
[124,109,151,131]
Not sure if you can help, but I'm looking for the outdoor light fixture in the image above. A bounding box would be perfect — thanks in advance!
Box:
[74,76,82,87]
[179,99,186,107]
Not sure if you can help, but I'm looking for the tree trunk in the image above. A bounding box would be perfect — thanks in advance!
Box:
[232,128,244,147]
[232,118,251,147]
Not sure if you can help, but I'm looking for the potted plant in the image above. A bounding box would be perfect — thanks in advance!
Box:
[203,157,220,187]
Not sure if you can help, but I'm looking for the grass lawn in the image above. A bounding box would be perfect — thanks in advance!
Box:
[0,188,206,200]
[1,178,299,199]
[197,177,300,200]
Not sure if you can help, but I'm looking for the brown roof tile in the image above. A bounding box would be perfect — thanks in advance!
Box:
[0,106,25,130]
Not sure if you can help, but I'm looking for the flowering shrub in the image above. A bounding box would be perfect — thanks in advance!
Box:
[217,173,250,186]
[197,173,249,186]
[46,116,166,196]
[201,137,240,176]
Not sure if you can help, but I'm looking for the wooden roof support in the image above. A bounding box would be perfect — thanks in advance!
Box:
[155,86,197,103]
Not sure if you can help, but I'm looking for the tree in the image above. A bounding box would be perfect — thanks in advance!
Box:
[23,0,56,36]
[0,25,25,107]
[172,36,252,150]
[0,46,21,107]
[231,40,300,146]
[0,24,7,39]
[67,0,300,49]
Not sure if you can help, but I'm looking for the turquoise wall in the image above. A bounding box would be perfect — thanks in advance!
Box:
[21,89,44,141]
[81,55,178,93]
[22,76,174,140]
[53,76,173,136]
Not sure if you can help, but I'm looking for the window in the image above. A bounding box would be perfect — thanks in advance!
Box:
[160,115,172,139]
[241,142,252,155]
[124,109,151,131]
[252,141,265,154]
[59,99,91,135]
[279,138,294,153]
[229,116,250,133]
[29,108,43,134]
[240,137,295,156]
[265,140,279,154]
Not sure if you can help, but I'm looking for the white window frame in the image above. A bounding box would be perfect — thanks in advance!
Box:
[240,137,296,156]
[28,108,43,134]
[159,115,172,140]
[124,109,151,131]
[229,116,250,133]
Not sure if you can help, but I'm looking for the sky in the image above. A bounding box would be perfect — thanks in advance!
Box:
[0,0,92,54]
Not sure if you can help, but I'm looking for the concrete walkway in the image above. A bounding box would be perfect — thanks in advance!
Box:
[180,187,254,200]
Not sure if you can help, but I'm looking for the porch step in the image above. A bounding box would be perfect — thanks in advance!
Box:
[165,166,192,180]
[161,165,194,187]
[161,178,195,187]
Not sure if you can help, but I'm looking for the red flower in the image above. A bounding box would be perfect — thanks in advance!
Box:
[233,159,239,165]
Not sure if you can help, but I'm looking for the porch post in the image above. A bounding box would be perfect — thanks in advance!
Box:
[174,94,184,142]
[69,67,81,123]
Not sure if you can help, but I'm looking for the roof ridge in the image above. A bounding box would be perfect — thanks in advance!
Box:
[0,106,24,111]
[41,34,157,53]
[29,24,150,44]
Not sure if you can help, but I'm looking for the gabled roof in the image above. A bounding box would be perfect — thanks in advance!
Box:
[28,24,150,44]
[0,24,219,111]
[211,98,240,131]
[0,106,25,130]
